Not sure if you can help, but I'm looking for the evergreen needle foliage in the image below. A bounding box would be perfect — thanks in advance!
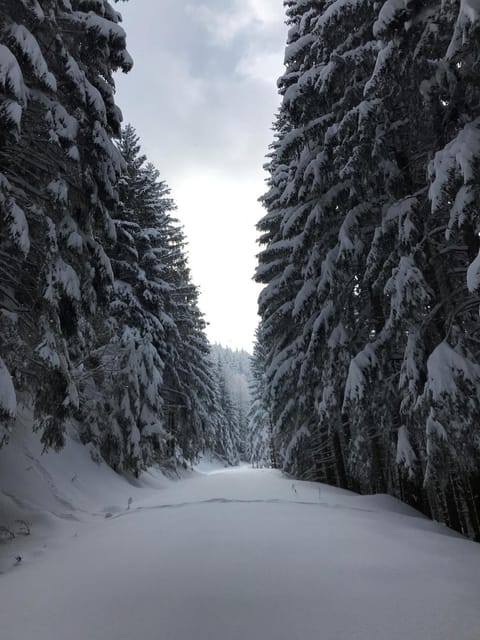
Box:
[0,2,233,476]
[256,0,480,539]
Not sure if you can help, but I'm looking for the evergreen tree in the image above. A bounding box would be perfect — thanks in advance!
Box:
[0,0,132,449]
[80,124,222,473]
[159,222,220,463]
[211,359,240,466]
[247,331,272,469]
[257,0,480,538]
[257,0,380,483]
[0,6,229,481]
[211,344,252,460]
[362,0,480,535]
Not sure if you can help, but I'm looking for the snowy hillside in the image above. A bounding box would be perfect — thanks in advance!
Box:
[1,422,479,640]
[0,409,173,572]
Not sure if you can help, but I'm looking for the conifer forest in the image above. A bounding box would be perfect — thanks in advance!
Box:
[254,0,480,540]
[1,0,480,576]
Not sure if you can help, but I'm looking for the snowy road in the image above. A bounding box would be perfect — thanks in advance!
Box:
[1,466,480,640]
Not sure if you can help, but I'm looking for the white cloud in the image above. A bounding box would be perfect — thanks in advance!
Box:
[115,0,286,349]
[236,48,284,84]
[247,0,286,24]
[185,4,254,45]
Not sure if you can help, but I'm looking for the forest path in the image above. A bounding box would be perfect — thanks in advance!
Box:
[1,466,480,640]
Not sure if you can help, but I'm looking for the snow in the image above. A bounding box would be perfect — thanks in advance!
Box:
[364,41,395,96]
[10,25,57,92]
[423,341,480,400]
[0,358,16,419]
[384,255,431,323]
[327,322,348,349]
[426,408,448,442]
[95,242,114,282]
[396,425,417,477]
[429,119,480,213]
[0,44,26,104]
[1,99,23,130]
[47,103,79,143]
[85,79,107,122]
[461,0,480,21]
[284,33,315,66]
[448,0,480,58]
[1,414,480,640]
[44,258,82,302]
[337,204,367,258]
[293,278,316,316]
[283,423,310,465]
[19,0,45,20]
[467,250,480,292]
[343,344,378,404]
[317,0,367,30]
[7,199,30,255]
[36,330,61,369]
[373,0,409,37]
[60,215,84,253]
[47,179,69,204]
[69,11,133,70]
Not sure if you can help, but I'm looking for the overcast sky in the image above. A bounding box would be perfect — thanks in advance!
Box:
[115,0,287,352]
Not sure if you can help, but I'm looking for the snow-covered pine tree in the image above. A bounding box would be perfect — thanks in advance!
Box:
[257,0,381,484]
[79,125,223,472]
[0,0,132,449]
[360,0,480,536]
[150,213,219,463]
[92,126,223,471]
[211,344,252,460]
[211,359,240,466]
[247,331,272,469]
[78,125,168,473]
[258,0,480,538]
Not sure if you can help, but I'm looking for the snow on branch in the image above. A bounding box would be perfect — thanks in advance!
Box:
[44,258,82,304]
[364,41,396,97]
[422,341,480,402]
[467,251,480,292]
[9,25,57,92]
[447,0,480,58]
[373,0,411,38]
[316,0,371,31]
[384,256,431,325]
[18,0,45,20]
[343,344,379,406]
[0,44,26,104]
[0,357,17,421]
[429,119,480,213]
[396,425,417,478]
[68,11,133,71]
[0,175,30,255]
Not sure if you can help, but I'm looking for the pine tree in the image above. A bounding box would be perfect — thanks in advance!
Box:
[363,0,480,535]
[212,360,240,466]
[257,0,380,483]
[210,344,252,460]
[257,0,480,538]
[247,331,272,469]
[0,0,132,449]
[78,125,223,473]
[158,221,221,463]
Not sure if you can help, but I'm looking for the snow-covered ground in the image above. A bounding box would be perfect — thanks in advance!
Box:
[1,418,480,640]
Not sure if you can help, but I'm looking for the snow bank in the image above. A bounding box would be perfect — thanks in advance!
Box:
[0,408,170,572]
